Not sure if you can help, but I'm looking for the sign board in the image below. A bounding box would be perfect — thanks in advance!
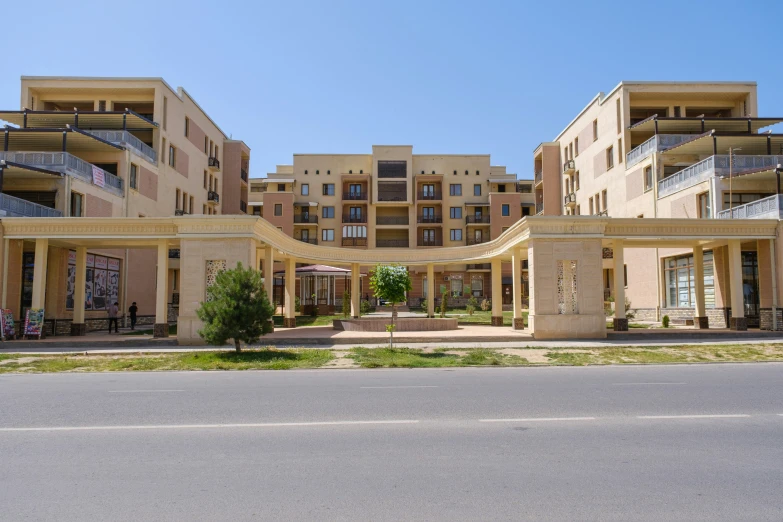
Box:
[92,165,105,187]
[86,254,95,268]
[0,309,14,340]
[24,308,44,339]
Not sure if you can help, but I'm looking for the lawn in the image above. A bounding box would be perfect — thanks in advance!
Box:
[445,308,528,327]
[348,347,529,368]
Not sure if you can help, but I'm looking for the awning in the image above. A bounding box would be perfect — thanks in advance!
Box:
[0,110,157,130]
[662,132,783,156]
[630,116,783,134]
[0,160,63,180]
[1,127,124,153]
[295,201,319,207]
[275,264,361,277]
[464,202,489,206]
[247,202,263,206]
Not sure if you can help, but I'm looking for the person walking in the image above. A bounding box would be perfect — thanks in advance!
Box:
[108,302,119,334]
[128,301,138,330]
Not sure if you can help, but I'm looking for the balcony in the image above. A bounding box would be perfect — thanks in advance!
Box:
[174,209,189,216]
[516,182,532,193]
[658,155,783,198]
[562,159,575,174]
[86,130,157,165]
[0,151,123,196]
[535,202,543,215]
[208,156,220,170]
[240,167,249,183]
[466,238,488,246]
[466,263,491,270]
[417,215,443,224]
[207,190,220,204]
[376,239,409,248]
[717,194,783,219]
[597,209,608,216]
[417,239,443,247]
[376,216,409,225]
[293,214,318,224]
[466,215,490,225]
[239,201,247,213]
[342,214,367,224]
[297,237,318,245]
[534,170,543,186]
[417,190,442,201]
[342,191,367,201]
[625,134,694,168]
[342,237,367,247]
[564,192,576,207]
[0,192,62,217]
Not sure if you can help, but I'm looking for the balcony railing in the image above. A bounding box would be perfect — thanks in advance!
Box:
[0,151,123,196]
[625,134,694,168]
[342,191,367,200]
[417,191,442,200]
[516,183,532,193]
[168,249,181,259]
[466,238,488,245]
[297,237,318,245]
[534,170,543,185]
[342,237,367,247]
[208,156,220,169]
[174,209,188,216]
[717,194,783,220]
[240,168,248,182]
[417,239,443,247]
[378,192,407,202]
[376,216,409,225]
[207,190,219,203]
[535,202,543,214]
[376,239,409,248]
[597,209,608,216]
[240,201,247,213]
[86,130,157,165]
[342,214,367,223]
[658,155,783,198]
[465,215,490,224]
[562,159,575,174]
[293,214,318,224]
[466,263,491,270]
[417,215,443,224]
[0,192,62,217]
[564,192,576,206]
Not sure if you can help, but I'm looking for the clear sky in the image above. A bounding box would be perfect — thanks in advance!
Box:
[2,0,782,179]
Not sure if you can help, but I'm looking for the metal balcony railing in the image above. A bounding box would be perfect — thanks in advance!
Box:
[466,263,491,270]
[564,192,576,205]
[342,214,367,223]
[466,238,488,246]
[207,190,220,203]
[208,156,220,169]
[342,237,367,247]
[535,202,543,214]
[717,194,783,219]
[417,239,443,247]
[417,215,443,224]
[0,151,123,196]
[658,155,783,198]
[625,134,694,168]
[597,209,608,216]
[516,183,532,193]
[86,130,157,164]
[376,216,409,225]
[0,192,62,217]
[378,192,407,202]
[562,159,575,173]
[376,239,409,248]
[240,168,248,182]
[416,191,442,200]
[342,191,367,200]
[293,214,318,224]
[174,209,188,216]
[239,201,247,213]
[534,170,543,185]
[297,237,318,245]
[465,215,490,224]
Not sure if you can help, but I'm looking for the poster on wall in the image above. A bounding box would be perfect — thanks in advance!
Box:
[68,252,121,311]
[93,269,107,310]
[1,309,14,340]
[85,268,94,309]
[66,264,76,310]
[24,308,44,338]
[108,271,119,305]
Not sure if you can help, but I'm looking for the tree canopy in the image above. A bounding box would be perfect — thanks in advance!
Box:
[369,264,412,307]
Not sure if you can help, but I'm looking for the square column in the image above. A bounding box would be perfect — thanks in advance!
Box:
[511,247,524,330]
[612,239,627,331]
[490,258,503,326]
[154,239,169,337]
[264,246,275,312]
[71,247,87,336]
[692,246,709,329]
[427,264,435,318]
[727,239,746,331]
[31,238,49,310]
[284,257,296,328]
[351,263,360,318]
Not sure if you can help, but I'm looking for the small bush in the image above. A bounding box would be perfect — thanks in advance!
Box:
[467,296,478,312]
[342,291,351,317]
[662,315,670,328]
[480,298,491,312]
[420,298,428,312]
[360,300,371,315]
[440,291,448,318]
[295,296,301,313]
[466,304,476,315]
[434,306,440,314]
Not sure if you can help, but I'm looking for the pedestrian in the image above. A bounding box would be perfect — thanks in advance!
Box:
[129,301,138,330]
[108,301,119,334]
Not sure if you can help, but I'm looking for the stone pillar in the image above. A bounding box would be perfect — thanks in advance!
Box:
[264,245,274,311]
[71,247,87,336]
[283,257,296,328]
[511,247,524,329]
[351,263,360,318]
[727,239,746,331]
[154,239,169,337]
[31,238,48,311]
[693,245,709,329]
[612,239,628,331]
[490,258,503,326]
[427,263,435,317]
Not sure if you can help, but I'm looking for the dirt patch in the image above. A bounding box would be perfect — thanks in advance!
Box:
[0,357,38,366]
[498,348,548,363]
[321,351,359,369]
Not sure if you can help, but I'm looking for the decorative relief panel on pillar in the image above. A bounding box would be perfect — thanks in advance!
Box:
[205,260,227,301]
[557,260,578,315]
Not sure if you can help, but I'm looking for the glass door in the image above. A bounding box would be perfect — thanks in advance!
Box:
[742,251,759,327]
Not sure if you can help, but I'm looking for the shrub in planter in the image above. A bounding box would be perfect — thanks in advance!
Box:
[342,291,351,317]
[466,296,478,315]
[360,299,371,315]
[440,291,448,318]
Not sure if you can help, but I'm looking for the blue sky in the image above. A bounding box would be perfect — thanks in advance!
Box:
[2,0,782,178]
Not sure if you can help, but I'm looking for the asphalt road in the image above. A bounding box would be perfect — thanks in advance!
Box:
[1,364,782,521]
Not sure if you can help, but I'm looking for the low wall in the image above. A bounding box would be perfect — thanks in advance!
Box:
[333,317,459,332]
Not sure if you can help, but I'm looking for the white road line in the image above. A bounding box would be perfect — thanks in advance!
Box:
[360,386,439,389]
[637,414,750,420]
[108,390,185,393]
[0,420,420,432]
[611,382,686,386]
[479,417,596,423]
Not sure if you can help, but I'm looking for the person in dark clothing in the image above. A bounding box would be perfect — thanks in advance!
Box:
[108,302,119,334]
[129,302,138,330]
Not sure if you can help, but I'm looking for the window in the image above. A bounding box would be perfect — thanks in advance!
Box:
[588,197,594,215]
[723,192,771,210]
[274,203,282,216]
[451,278,462,297]
[450,229,463,241]
[203,204,207,214]
[316,170,319,175]
[214,179,218,194]
[322,183,335,196]
[162,96,168,130]
[322,229,335,242]
[185,117,190,137]
[664,252,715,308]
[624,265,628,287]
[204,136,208,154]
[183,192,188,212]
[569,143,573,160]
[70,192,84,217]
[595,193,600,212]
[522,206,531,216]
[616,98,622,134]
[618,139,623,164]
[593,119,598,141]
[168,145,176,168]
[565,178,571,194]
[698,192,711,218]
[502,204,510,216]
[203,170,208,189]
[575,137,579,156]
[576,204,580,215]
[175,189,181,210]
[342,225,367,238]
[498,184,506,193]
[674,106,681,117]
[190,196,194,213]
[130,163,138,190]
[322,206,335,219]
[601,189,607,211]
[301,183,309,196]
[471,276,484,297]
[449,184,462,196]
[644,166,653,191]
[277,183,285,192]
[473,184,481,196]
[574,171,580,190]
[450,207,462,219]
[606,145,614,170]
[214,145,219,159]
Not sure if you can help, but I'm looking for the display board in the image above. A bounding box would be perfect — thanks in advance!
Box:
[66,252,121,311]
[23,308,44,339]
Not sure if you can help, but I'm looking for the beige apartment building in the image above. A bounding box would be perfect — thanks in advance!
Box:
[248,145,535,312]
[535,81,781,329]
[0,77,249,334]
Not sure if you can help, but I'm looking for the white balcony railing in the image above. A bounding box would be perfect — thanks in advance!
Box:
[0,192,62,217]
[0,151,123,196]
[86,130,157,165]
[625,134,695,168]
[658,155,783,198]
[717,194,783,220]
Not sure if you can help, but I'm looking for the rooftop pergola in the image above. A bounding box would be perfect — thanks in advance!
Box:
[0,110,157,131]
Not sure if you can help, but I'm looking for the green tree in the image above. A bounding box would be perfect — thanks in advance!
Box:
[369,264,412,345]
[196,262,274,352]
[342,291,351,317]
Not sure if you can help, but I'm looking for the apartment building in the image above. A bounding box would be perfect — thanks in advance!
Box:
[0,77,250,333]
[249,145,535,308]
[536,81,781,329]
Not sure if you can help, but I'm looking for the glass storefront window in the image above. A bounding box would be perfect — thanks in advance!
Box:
[664,251,714,308]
